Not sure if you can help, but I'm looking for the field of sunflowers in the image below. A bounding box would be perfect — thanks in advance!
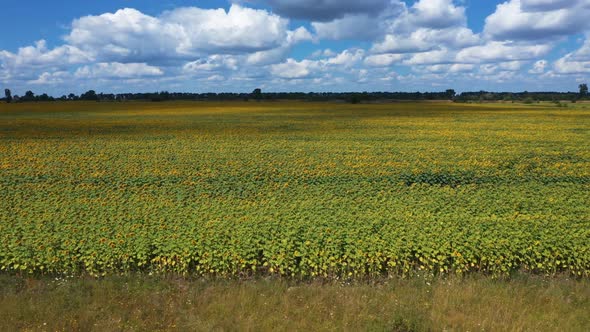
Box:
[0,101,588,278]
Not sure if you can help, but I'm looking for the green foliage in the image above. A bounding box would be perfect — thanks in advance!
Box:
[523,97,535,104]
[0,101,589,279]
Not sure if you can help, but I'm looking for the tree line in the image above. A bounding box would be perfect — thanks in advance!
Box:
[3,85,588,104]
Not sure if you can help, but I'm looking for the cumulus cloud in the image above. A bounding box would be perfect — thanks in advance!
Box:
[29,71,71,85]
[372,27,478,54]
[183,55,239,73]
[367,0,478,62]
[311,2,405,41]
[75,63,164,79]
[269,49,366,79]
[1,1,588,93]
[311,49,336,58]
[553,37,590,74]
[410,62,476,75]
[326,49,365,67]
[65,5,291,63]
[403,49,454,65]
[554,58,590,74]
[270,58,318,79]
[372,33,435,54]
[529,60,548,74]
[364,54,404,67]
[311,0,475,47]
[456,42,552,64]
[484,0,590,41]
[449,64,475,73]
[0,40,92,69]
[408,0,466,29]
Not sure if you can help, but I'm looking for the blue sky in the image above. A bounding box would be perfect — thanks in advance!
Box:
[1,0,589,96]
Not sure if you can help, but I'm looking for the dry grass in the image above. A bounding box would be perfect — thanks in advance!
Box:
[0,275,588,331]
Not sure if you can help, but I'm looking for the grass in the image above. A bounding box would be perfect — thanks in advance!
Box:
[1,274,589,331]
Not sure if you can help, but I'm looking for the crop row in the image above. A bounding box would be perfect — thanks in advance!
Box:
[1,209,588,278]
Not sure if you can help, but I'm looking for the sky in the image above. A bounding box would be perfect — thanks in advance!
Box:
[1,0,589,96]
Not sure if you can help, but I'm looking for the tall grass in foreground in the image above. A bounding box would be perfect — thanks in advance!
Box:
[0,274,588,331]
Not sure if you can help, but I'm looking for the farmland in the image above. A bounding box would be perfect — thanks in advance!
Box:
[1,101,590,330]
[1,101,589,278]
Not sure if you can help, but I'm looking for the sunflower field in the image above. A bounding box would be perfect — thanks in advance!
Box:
[1,101,588,278]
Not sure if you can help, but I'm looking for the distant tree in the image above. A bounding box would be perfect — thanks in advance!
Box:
[445,89,456,100]
[4,89,12,103]
[22,90,35,102]
[68,93,77,100]
[80,90,98,101]
[251,88,262,101]
[580,83,588,97]
[37,93,53,102]
[348,94,361,104]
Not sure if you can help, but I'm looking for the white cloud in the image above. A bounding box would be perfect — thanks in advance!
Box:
[287,27,314,45]
[403,49,454,65]
[368,0,478,58]
[183,55,238,73]
[75,63,164,79]
[311,49,336,58]
[476,61,525,75]
[552,38,590,74]
[65,5,292,62]
[1,1,587,93]
[372,27,478,54]
[554,58,590,74]
[269,48,370,80]
[529,60,548,74]
[207,75,225,81]
[456,42,552,64]
[0,40,92,69]
[371,33,435,54]
[364,54,403,67]
[449,64,475,73]
[409,0,466,29]
[326,49,365,67]
[484,0,590,40]
[246,48,290,66]
[270,59,319,79]
[29,71,71,85]
[499,61,524,71]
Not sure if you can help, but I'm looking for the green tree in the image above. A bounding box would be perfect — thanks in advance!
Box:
[580,83,588,98]
[445,89,456,100]
[23,90,35,102]
[80,90,98,101]
[4,89,12,103]
[251,88,262,101]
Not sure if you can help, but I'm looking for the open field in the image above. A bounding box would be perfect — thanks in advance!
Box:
[1,101,589,330]
[1,274,589,331]
[1,101,589,278]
